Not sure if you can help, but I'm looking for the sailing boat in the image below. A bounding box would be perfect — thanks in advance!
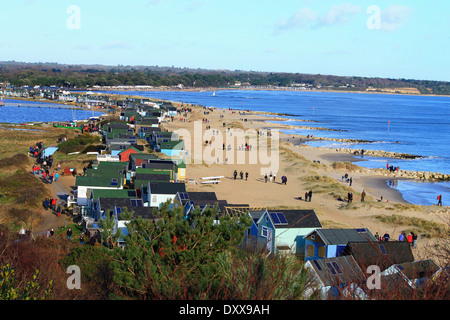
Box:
[212,91,216,97]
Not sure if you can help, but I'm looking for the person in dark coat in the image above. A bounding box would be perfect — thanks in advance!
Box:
[67,228,72,240]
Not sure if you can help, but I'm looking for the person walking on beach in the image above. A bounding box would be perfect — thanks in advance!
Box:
[308,190,312,202]
[349,177,352,186]
[406,233,413,246]
[233,170,237,180]
[305,192,309,202]
[361,190,366,202]
[412,232,418,248]
[264,174,268,183]
[245,172,248,181]
[437,194,442,206]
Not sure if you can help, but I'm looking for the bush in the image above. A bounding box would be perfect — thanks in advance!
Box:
[57,134,100,154]
[0,154,29,168]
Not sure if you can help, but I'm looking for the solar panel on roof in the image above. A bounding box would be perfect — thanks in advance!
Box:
[276,213,288,224]
[269,212,288,225]
[179,192,189,200]
[269,213,280,224]
[130,199,143,207]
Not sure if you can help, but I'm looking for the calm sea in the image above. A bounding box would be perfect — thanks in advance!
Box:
[0,99,105,124]
[106,89,450,206]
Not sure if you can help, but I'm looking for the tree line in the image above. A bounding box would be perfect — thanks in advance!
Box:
[1,61,449,95]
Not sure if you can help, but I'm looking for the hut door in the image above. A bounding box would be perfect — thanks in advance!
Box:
[266,228,273,252]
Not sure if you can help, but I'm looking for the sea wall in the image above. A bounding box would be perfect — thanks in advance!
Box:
[374,168,450,181]
[340,148,420,159]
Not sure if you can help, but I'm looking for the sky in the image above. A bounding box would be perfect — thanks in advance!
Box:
[1,0,449,81]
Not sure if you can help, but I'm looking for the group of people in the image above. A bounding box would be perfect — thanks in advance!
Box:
[29,141,45,158]
[233,170,249,180]
[386,163,399,172]
[304,190,313,202]
[43,197,65,217]
[374,231,418,248]
[263,171,287,185]
[33,166,59,184]
[17,227,32,240]
[341,173,352,186]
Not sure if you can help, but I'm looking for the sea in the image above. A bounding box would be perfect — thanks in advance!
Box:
[102,89,450,206]
[0,99,105,124]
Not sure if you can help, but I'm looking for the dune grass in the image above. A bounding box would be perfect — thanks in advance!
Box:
[331,161,361,172]
[56,133,102,154]
[303,173,355,197]
[0,127,75,159]
[374,214,449,238]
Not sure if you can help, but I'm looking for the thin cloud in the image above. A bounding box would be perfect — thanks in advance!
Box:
[318,3,362,27]
[274,7,318,34]
[380,5,412,32]
[274,3,362,34]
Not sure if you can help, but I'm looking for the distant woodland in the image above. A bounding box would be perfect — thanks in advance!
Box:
[1,61,449,95]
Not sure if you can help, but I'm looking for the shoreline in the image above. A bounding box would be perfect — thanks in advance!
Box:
[87,86,450,98]
[246,111,450,182]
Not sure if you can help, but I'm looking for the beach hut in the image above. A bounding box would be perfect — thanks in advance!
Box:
[304,228,377,262]
[255,210,322,255]
[341,241,415,272]
[118,146,142,162]
[304,255,367,300]
[380,259,441,289]
[138,181,186,208]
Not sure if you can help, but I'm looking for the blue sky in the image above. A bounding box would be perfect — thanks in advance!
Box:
[1,0,449,81]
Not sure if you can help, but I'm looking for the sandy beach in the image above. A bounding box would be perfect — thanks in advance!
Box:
[161,103,449,262]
